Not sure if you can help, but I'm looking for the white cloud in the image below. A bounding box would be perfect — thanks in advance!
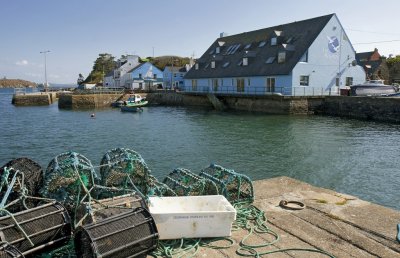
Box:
[16,60,29,66]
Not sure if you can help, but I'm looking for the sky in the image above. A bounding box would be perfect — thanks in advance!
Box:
[1,0,400,84]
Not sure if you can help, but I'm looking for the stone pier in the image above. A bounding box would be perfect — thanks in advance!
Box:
[185,176,400,257]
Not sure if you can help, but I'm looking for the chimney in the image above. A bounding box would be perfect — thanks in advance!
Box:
[220,32,228,38]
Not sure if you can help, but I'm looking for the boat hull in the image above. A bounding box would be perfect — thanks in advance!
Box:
[350,85,396,96]
[120,100,148,112]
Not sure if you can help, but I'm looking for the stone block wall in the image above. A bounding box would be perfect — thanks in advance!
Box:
[12,93,52,106]
[318,96,400,123]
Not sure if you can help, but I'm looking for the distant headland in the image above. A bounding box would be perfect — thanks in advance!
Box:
[0,78,37,88]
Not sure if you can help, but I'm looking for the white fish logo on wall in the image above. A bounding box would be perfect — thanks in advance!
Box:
[327,36,340,53]
[323,36,340,59]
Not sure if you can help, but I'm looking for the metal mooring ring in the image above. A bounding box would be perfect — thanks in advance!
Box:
[279,200,306,210]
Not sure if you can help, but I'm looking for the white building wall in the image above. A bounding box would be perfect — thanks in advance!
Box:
[292,14,365,95]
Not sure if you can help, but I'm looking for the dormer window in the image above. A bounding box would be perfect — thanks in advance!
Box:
[300,50,308,62]
[195,63,199,70]
[271,37,277,46]
[243,57,248,66]
[216,47,220,54]
[211,61,215,68]
[278,51,286,63]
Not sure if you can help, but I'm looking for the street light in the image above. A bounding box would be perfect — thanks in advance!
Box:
[40,50,50,91]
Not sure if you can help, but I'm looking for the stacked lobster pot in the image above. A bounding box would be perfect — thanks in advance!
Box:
[0,158,72,257]
[200,164,254,203]
[74,193,158,258]
[0,243,24,258]
[163,168,218,196]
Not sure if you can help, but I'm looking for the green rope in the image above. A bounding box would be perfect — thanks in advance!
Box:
[233,202,336,258]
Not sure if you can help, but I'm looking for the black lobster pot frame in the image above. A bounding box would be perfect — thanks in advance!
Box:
[75,207,158,258]
[0,243,24,257]
[0,201,71,256]
[75,193,147,226]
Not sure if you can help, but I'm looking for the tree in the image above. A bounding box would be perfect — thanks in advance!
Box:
[84,53,116,84]
[386,55,400,68]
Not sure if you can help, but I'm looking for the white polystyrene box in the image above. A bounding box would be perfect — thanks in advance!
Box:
[148,195,236,240]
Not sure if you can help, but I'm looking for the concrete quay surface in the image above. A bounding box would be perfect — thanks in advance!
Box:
[155,176,400,257]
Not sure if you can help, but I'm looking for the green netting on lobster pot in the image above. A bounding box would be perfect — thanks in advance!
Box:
[200,164,254,203]
[99,148,150,195]
[147,175,176,197]
[40,152,98,213]
[163,168,218,196]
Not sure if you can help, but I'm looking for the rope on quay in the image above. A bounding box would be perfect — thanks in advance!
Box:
[233,202,336,258]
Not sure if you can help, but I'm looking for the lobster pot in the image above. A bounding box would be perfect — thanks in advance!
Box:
[0,158,43,211]
[147,175,176,197]
[200,164,254,203]
[75,193,147,226]
[0,243,24,257]
[75,207,158,258]
[41,152,98,213]
[100,148,151,195]
[0,201,71,256]
[163,168,218,196]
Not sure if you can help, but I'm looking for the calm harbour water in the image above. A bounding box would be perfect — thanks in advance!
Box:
[1,88,400,210]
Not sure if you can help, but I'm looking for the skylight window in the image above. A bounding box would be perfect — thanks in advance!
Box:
[230,44,241,54]
[244,43,252,50]
[265,56,276,64]
[225,45,234,54]
[258,41,266,47]
[209,49,215,55]
[223,62,230,68]
[237,60,243,66]
[205,63,210,69]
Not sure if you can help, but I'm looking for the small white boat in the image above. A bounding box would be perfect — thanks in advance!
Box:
[350,80,397,96]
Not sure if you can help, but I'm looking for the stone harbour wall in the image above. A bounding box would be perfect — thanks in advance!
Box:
[58,93,121,109]
[317,96,400,123]
[12,92,57,106]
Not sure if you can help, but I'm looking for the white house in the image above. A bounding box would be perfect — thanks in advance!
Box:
[103,55,140,88]
[184,14,365,96]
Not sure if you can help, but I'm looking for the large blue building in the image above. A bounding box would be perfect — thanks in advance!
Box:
[184,14,365,96]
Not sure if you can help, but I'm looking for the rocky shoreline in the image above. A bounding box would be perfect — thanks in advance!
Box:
[0,78,36,88]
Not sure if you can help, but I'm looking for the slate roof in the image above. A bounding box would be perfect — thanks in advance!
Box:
[355,52,375,63]
[165,66,188,73]
[355,51,384,75]
[185,14,335,79]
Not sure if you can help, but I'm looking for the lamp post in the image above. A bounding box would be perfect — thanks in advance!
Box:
[40,50,50,91]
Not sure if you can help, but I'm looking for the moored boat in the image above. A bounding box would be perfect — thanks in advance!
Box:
[350,80,398,96]
[120,94,148,112]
